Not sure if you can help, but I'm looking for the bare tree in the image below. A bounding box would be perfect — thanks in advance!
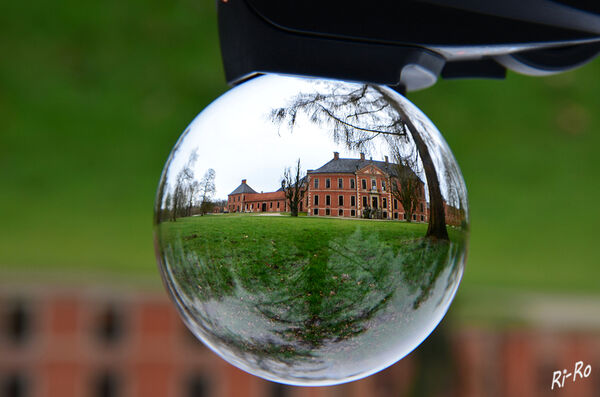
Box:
[171,179,186,221]
[272,83,449,240]
[186,180,200,216]
[155,175,169,223]
[390,147,422,223]
[374,86,448,240]
[162,192,172,221]
[170,150,199,221]
[281,159,307,217]
[198,168,216,215]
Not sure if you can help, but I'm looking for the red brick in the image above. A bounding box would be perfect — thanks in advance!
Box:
[48,296,80,337]
[42,361,84,397]
[137,301,174,338]
[132,362,175,397]
[502,331,536,397]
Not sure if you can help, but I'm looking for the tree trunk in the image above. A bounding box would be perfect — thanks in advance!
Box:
[287,194,298,217]
[400,197,413,224]
[373,86,449,240]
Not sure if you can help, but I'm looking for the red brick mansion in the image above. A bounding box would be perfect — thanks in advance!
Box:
[227,152,437,222]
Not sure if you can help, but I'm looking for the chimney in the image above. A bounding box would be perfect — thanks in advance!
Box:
[242,179,247,184]
[384,155,389,163]
[360,153,365,160]
[333,152,339,160]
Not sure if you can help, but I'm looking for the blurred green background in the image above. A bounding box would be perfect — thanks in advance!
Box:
[1,1,599,311]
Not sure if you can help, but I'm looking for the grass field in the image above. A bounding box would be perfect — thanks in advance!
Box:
[158,213,432,252]
[1,0,599,311]
[158,214,465,311]
[156,213,465,363]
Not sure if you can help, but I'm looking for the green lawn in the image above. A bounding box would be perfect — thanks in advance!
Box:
[1,0,600,308]
[156,214,464,356]
[158,213,432,251]
[157,214,465,308]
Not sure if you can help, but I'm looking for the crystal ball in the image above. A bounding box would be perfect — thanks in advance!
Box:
[154,74,469,386]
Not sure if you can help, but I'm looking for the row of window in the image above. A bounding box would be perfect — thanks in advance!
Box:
[233,196,425,213]
[0,371,299,397]
[0,371,213,397]
[394,213,425,221]
[313,208,359,217]
[313,195,390,209]
[313,177,387,191]
[312,208,426,221]
[1,301,213,352]
[237,201,282,210]
[1,302,125,346]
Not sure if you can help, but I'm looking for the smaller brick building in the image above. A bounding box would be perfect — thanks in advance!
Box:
[227,180,291,214]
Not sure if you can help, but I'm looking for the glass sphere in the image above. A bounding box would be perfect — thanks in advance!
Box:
[154,74,469,386]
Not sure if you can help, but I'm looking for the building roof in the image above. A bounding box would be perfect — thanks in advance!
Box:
[244,191,286,202]
[276,176,308,191]
[308,157,421,181]
[229,181,257,195]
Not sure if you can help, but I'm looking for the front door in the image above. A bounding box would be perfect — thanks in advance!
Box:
[262,203,267,212]
[371,196,378,209]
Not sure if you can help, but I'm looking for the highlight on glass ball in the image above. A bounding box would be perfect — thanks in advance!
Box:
[154,74,469,386]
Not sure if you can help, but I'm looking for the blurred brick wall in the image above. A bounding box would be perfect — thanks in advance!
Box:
[1,288,599,397]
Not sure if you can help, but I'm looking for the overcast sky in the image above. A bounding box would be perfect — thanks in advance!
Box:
[162,75,383,200]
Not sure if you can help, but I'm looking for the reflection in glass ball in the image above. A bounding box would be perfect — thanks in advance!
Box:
[154,75,469,386]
